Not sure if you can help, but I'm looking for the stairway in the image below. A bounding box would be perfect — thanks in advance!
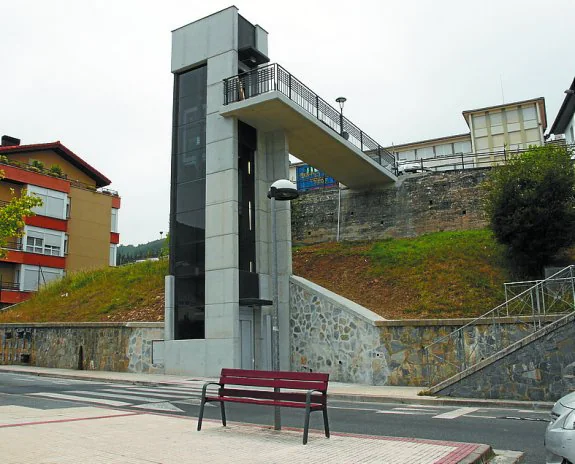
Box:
[423,265,575,399]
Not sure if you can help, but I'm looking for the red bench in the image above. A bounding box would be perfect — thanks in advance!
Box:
[197,368,330,445]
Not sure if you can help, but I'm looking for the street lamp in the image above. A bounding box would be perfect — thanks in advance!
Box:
[267,179,299,431]
[336,96,347,138]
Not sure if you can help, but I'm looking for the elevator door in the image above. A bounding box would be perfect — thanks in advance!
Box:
[239,306,254,370]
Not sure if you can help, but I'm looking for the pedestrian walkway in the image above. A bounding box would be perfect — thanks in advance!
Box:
[0,404,493,463]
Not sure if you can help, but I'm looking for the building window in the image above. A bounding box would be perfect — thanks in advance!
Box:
[26,236,43,254]
[28,185,67,220]
[25,227,65,257]
[44,245,61,256]
[111,208,119,233]
[21,265,64,291]
[109,244,117,266]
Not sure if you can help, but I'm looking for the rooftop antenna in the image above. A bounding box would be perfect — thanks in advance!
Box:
[499,74,505,104]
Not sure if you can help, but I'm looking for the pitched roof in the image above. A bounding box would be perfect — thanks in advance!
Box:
[548,77,575,136]
[0,141,111,187]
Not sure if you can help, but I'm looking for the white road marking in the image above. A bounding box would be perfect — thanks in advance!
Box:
[68,390,170,403]
[433,407,479,419]
[101,388,194,399]
[376,410,423,415]
[126,386,204,394]
[133,402,185,412]
[393,407,441,412]
[28,392,130,407]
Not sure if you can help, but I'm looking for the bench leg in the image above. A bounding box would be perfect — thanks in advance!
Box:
[197,398,206,431]
[322,407,330,438]
[303,404,312,445]
[220,401,227,427]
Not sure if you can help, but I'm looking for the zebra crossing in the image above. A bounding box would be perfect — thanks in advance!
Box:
[28,382,211,412]
[24,382,551,422]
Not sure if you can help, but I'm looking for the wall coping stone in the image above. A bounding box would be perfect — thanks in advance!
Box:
[0,322,164,329]
[374,315,564,327]
[430,310,575,394]
[291,275,385,324]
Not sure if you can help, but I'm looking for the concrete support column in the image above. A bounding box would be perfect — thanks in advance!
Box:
[256,130,292,370]
[164,275,175,341]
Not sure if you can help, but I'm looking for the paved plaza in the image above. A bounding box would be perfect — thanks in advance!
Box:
[0,404,492,463]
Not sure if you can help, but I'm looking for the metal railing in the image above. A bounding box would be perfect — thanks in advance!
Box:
[223,63,397,176]
[423,265,575,387]
[0,158,119,197]
[0,280,20,291]
[392,143,575,175]
[1,239,23,251]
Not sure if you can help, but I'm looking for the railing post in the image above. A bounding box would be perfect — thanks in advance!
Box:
[273,64,277,91]
[316,95,319,119]
[360,131,363,150]
[377,146,382,165]
[288,73,292,100]
[461,152,465,170]
[223,78,228,105]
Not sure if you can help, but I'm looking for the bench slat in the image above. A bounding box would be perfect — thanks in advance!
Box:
[205,396,324,410]
[220,368,329,382]
[218,388,327,405]
[219,376,327,391]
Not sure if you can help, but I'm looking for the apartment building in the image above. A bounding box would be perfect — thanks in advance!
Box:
[548,77,575,145]
[0,136,120,307]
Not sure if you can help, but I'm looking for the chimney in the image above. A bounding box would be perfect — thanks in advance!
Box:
[1,135,21,147]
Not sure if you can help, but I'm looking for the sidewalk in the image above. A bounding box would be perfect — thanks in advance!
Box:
[0,365,525,463]
[0,364,554,410]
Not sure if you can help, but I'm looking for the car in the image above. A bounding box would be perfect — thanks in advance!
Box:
[545,391,575,464]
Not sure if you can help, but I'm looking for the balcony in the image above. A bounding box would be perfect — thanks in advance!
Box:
[221,63,397,189]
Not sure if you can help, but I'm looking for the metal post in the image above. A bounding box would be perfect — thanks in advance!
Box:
[504,283,509,317]
[570,266,575,312]
[339,110,344,136]
[360,131,363,149]
[461,152,465,170]
[336,184,341,242]
[288,73,292,100]
[316,95,319,119]
[270,196,281,431]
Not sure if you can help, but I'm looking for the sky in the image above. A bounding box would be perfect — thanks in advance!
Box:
[2,0,574,245]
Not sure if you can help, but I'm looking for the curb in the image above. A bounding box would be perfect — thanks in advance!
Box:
[460,444,494,464]
[328,393,554,410]
[0,367,554,411]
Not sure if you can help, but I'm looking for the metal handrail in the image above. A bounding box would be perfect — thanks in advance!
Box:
[0,281,20,291]
[223,63,397,176]
[423,264,575,386]
[393,143,575,174]
[1,239,23,251]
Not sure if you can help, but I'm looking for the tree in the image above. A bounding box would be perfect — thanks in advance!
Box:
[0,172,43,258]
[484,144,575,274]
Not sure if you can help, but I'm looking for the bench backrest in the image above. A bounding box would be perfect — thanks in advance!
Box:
[219,368,329,404]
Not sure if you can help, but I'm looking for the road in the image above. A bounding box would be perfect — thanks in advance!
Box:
[0,372,550,463]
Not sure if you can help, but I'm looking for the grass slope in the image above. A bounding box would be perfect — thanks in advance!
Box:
[293,229,514,319]
[0,230,517,322]
[0,260,167,323]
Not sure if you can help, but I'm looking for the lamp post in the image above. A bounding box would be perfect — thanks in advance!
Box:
[267,179,299,431]
[336,96,346,137]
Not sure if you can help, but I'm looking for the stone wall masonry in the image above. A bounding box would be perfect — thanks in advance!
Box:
[0,323,164,374]
[291,169,489,245]
[290,275,389,385]
[290,275,551,388]
[435,313,575,402]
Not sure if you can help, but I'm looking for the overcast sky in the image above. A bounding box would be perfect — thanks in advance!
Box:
[2,0,574,245]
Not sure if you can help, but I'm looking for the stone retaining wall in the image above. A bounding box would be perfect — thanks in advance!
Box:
[436,314,575,401]
[290,275,553,388]
[0,323,164,374]
[291,170,488,245]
